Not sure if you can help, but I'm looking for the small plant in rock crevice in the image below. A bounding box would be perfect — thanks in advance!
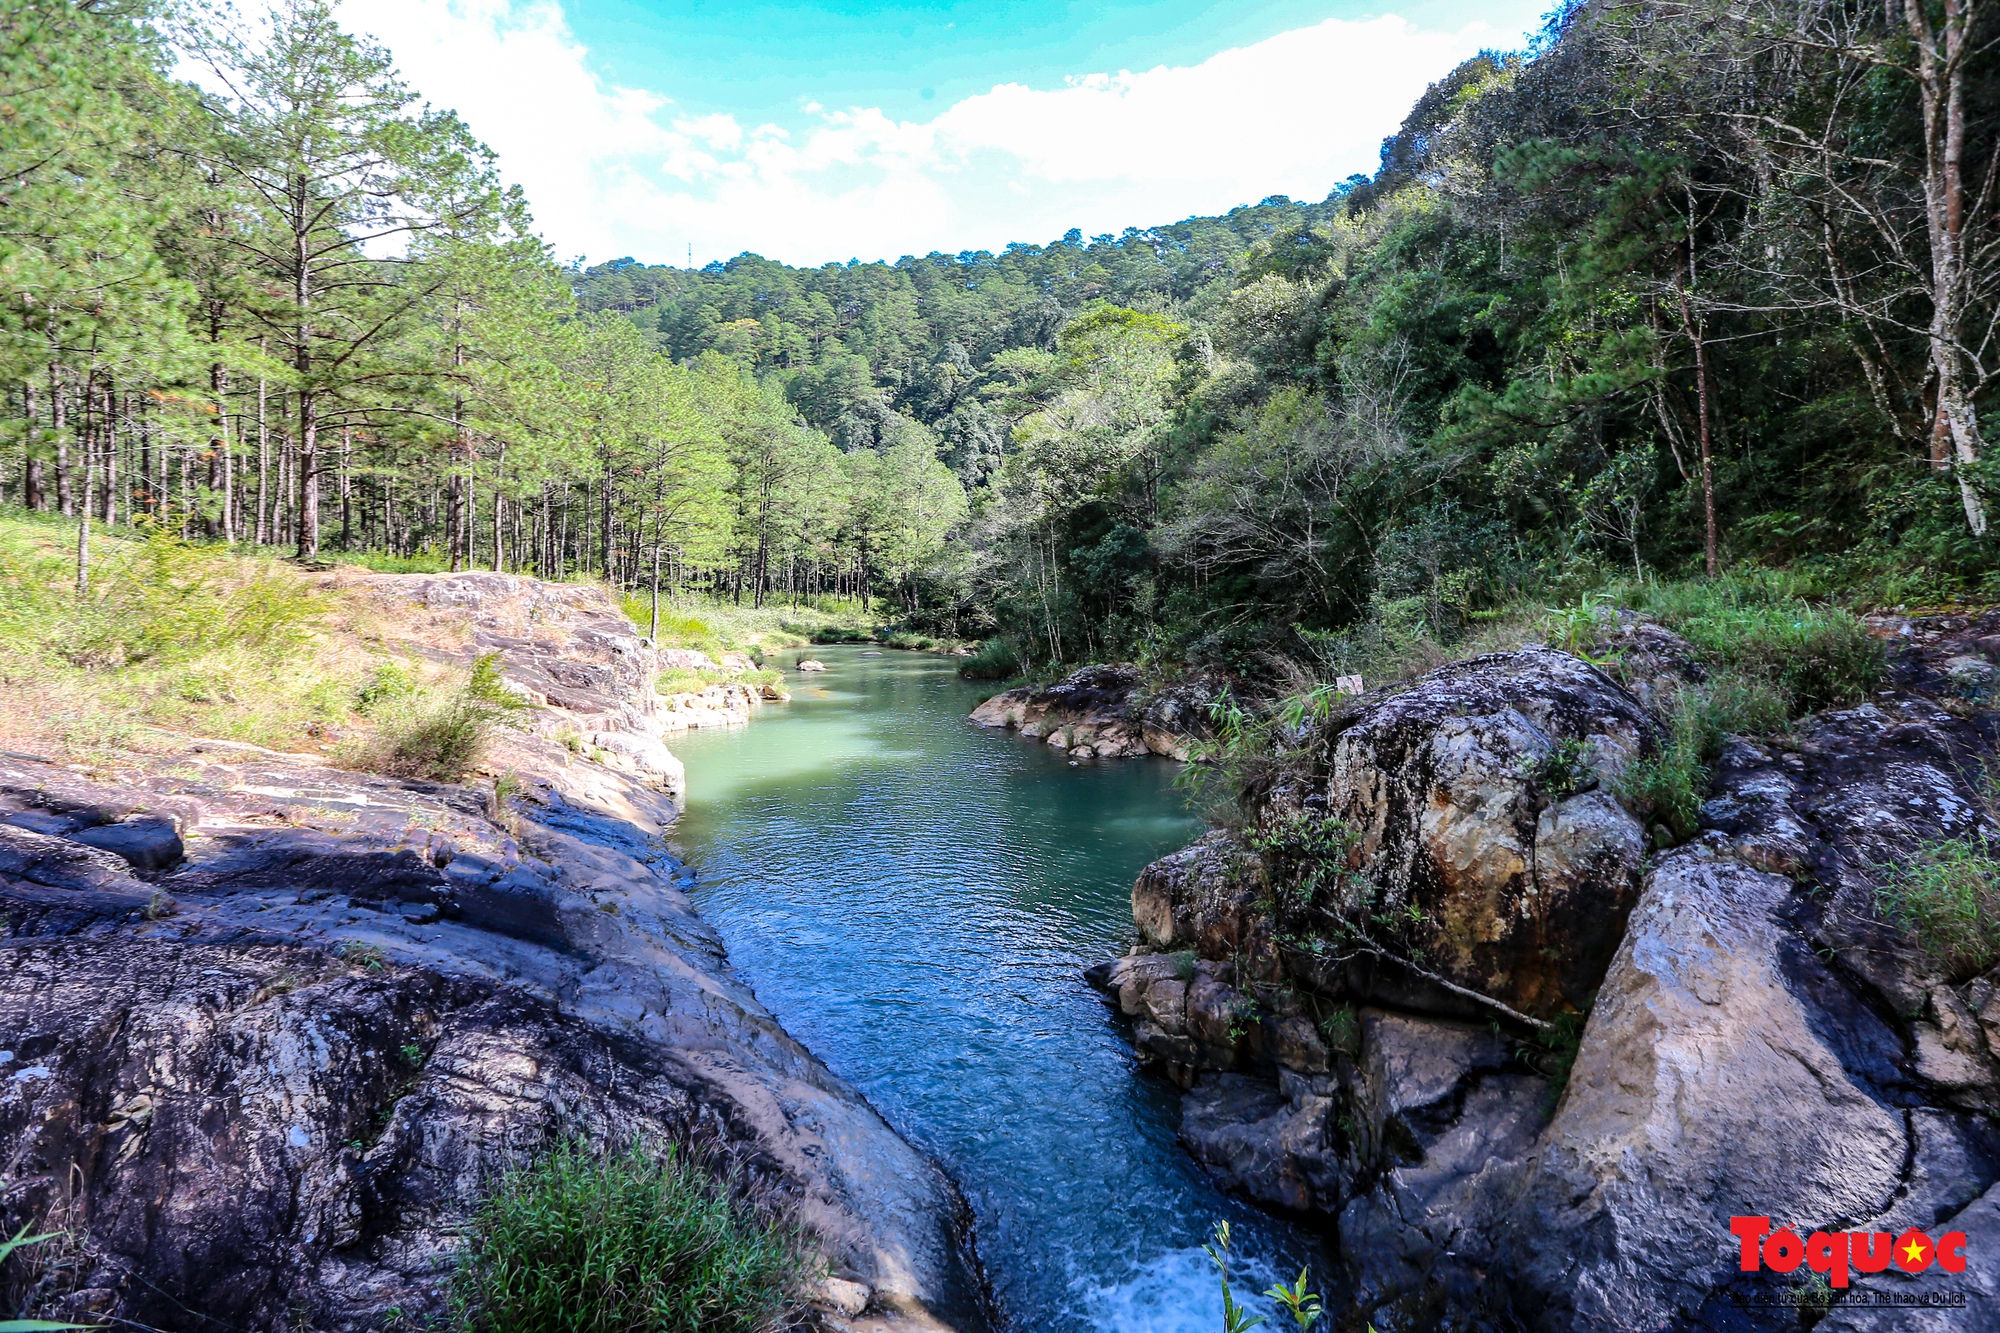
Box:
[1226,995,1261,1044]
[1523,737,1596,804]
[1527,1008,1591,1105]
[1316,1004,1360,1056]
[450,1140,806,1333]
[1874,831,2000,981]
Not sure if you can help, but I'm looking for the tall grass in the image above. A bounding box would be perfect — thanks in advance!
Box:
[959,637,1022,680]
[1590,574,1886,836]
[358,653,527,782]
[1616,674,1790,837]
[1876,835,2000,981]
[451,1141,805,1333]
[1619,572,1885,714]
[0,519,323,668]
[0,511,352,755]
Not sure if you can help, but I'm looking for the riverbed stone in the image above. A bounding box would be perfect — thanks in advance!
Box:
[1500,844,1998,1332]
[1180,1073,1336,1214]
[1142,977,1188,1035]
[968,664,1214,762]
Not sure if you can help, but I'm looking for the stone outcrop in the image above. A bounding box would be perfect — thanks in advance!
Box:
[1310,645,1660,1014]
[0,573,985,1333]
[968,664,1216,761]
[1501,839,2000,1330]
[1095,630,2000,1332]
[355,571,784,804]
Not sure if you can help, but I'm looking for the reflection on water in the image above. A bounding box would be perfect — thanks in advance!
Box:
[668,647,1321,1332]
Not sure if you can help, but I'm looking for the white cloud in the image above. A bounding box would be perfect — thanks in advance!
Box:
[331,0,1512,266]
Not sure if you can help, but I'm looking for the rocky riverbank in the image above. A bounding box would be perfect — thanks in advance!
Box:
[0,571,987,1333]
[969,663,1215,761]
[1092,617,2000,1331]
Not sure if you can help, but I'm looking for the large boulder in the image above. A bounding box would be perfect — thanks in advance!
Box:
[1099,620,2000,1332]
[1503,844,1999,1330]
[1288,646,1659,1015]
[0,743,989,1333]
[1130,831,1272,968]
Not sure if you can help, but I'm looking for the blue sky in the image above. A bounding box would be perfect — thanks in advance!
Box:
[570,0,1539,128]
[332,0,1550,266]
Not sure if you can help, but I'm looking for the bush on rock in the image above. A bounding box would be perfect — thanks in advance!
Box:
[452,1141,804,1333]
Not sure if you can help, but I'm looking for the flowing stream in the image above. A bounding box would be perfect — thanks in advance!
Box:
[667,645,1321,1333]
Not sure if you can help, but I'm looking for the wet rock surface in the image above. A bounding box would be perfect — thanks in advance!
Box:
[968,663,1216,761]
[1093,628,2000,1332]
[0,572,987,1333]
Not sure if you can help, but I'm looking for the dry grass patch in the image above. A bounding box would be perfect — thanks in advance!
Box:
[0,510,512,777]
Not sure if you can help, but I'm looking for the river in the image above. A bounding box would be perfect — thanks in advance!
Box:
[666,645,1321,1333]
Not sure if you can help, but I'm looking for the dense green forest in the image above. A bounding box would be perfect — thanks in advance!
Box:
[7,0,1998,677]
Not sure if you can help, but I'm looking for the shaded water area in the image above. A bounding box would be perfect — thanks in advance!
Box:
[668,645,1322,1333]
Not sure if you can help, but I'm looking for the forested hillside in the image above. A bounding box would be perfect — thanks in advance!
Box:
[7,0,1997,676]
[569,198,1345,482]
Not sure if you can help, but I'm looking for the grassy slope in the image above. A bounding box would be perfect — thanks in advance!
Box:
[0,509,496,769]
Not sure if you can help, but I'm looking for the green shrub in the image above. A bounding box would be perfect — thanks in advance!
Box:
[371,653,527,782]
[1617,671,1789,838]
[452,1141,804,1333]
[1623,574,1884,714]
[356,663,417,714]
[1876,836,2000,981]
[0,523,322,669]
[1524,737,1595,802]
[958,637,1021,680]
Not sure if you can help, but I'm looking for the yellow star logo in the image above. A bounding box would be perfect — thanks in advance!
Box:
[1902,1238,1928,1264]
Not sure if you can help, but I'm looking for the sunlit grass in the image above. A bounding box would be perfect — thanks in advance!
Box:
[450,1140,807,1333]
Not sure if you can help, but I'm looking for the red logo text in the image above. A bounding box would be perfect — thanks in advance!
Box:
[1731,1216,1968,1289]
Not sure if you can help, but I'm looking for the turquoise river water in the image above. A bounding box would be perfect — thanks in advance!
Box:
[667,645,1319,1333]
